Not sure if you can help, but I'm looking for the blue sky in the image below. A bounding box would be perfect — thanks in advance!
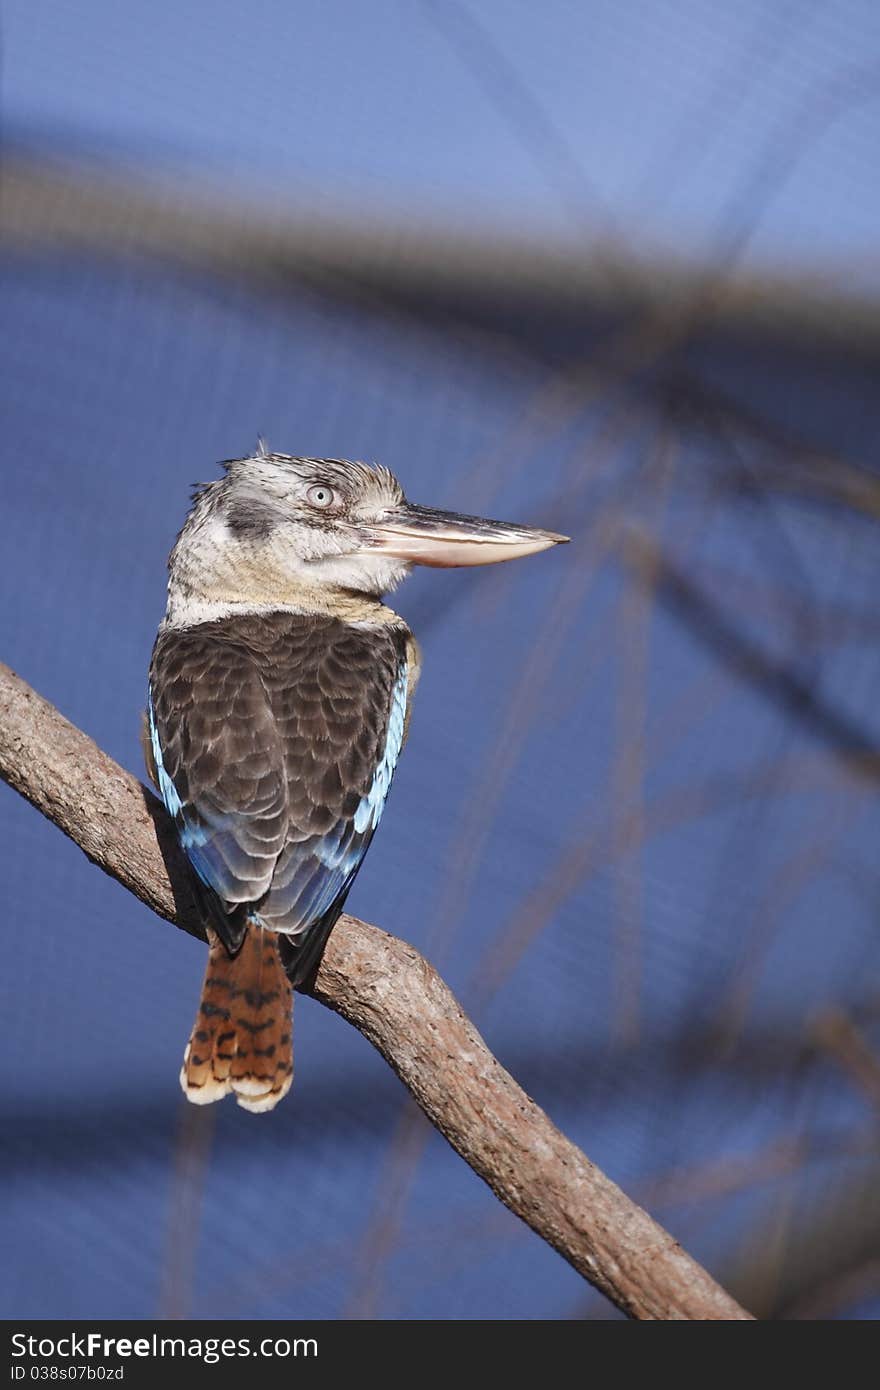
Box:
[2,1,879,1321]
[4,0,879,279]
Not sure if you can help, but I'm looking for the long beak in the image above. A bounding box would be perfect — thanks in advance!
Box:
[365,503,569,568]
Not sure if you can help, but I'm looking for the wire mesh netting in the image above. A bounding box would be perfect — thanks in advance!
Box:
[1,1,880,1321]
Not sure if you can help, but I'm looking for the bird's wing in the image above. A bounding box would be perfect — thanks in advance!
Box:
[148,623,289,950]
[148,613,410,973]
[255,614,409,984]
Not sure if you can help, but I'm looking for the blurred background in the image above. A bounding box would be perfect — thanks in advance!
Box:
[1,0,879,1321]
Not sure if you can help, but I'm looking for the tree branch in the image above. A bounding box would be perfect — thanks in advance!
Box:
[0,660,752,1320]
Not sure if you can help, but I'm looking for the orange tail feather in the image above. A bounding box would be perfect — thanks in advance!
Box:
[181,924,293,1113]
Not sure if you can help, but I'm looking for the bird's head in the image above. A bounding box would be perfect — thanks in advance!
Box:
[166,446,567,618]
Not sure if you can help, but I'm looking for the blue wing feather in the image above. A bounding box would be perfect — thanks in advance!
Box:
[257,660,409,935]
[148,692,271,903]
[149,658,409,933]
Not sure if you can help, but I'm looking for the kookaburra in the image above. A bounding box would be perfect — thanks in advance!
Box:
[147,445,567,1112]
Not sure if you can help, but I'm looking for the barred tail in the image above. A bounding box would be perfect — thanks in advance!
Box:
[181,923,293,1113]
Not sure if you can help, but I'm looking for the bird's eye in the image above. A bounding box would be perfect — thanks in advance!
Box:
[306,484,336,510]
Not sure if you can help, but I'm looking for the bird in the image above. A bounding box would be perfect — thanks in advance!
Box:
[146,444,567,1112]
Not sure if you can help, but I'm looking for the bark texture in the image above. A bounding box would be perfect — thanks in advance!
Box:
[0,660,752,1320]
